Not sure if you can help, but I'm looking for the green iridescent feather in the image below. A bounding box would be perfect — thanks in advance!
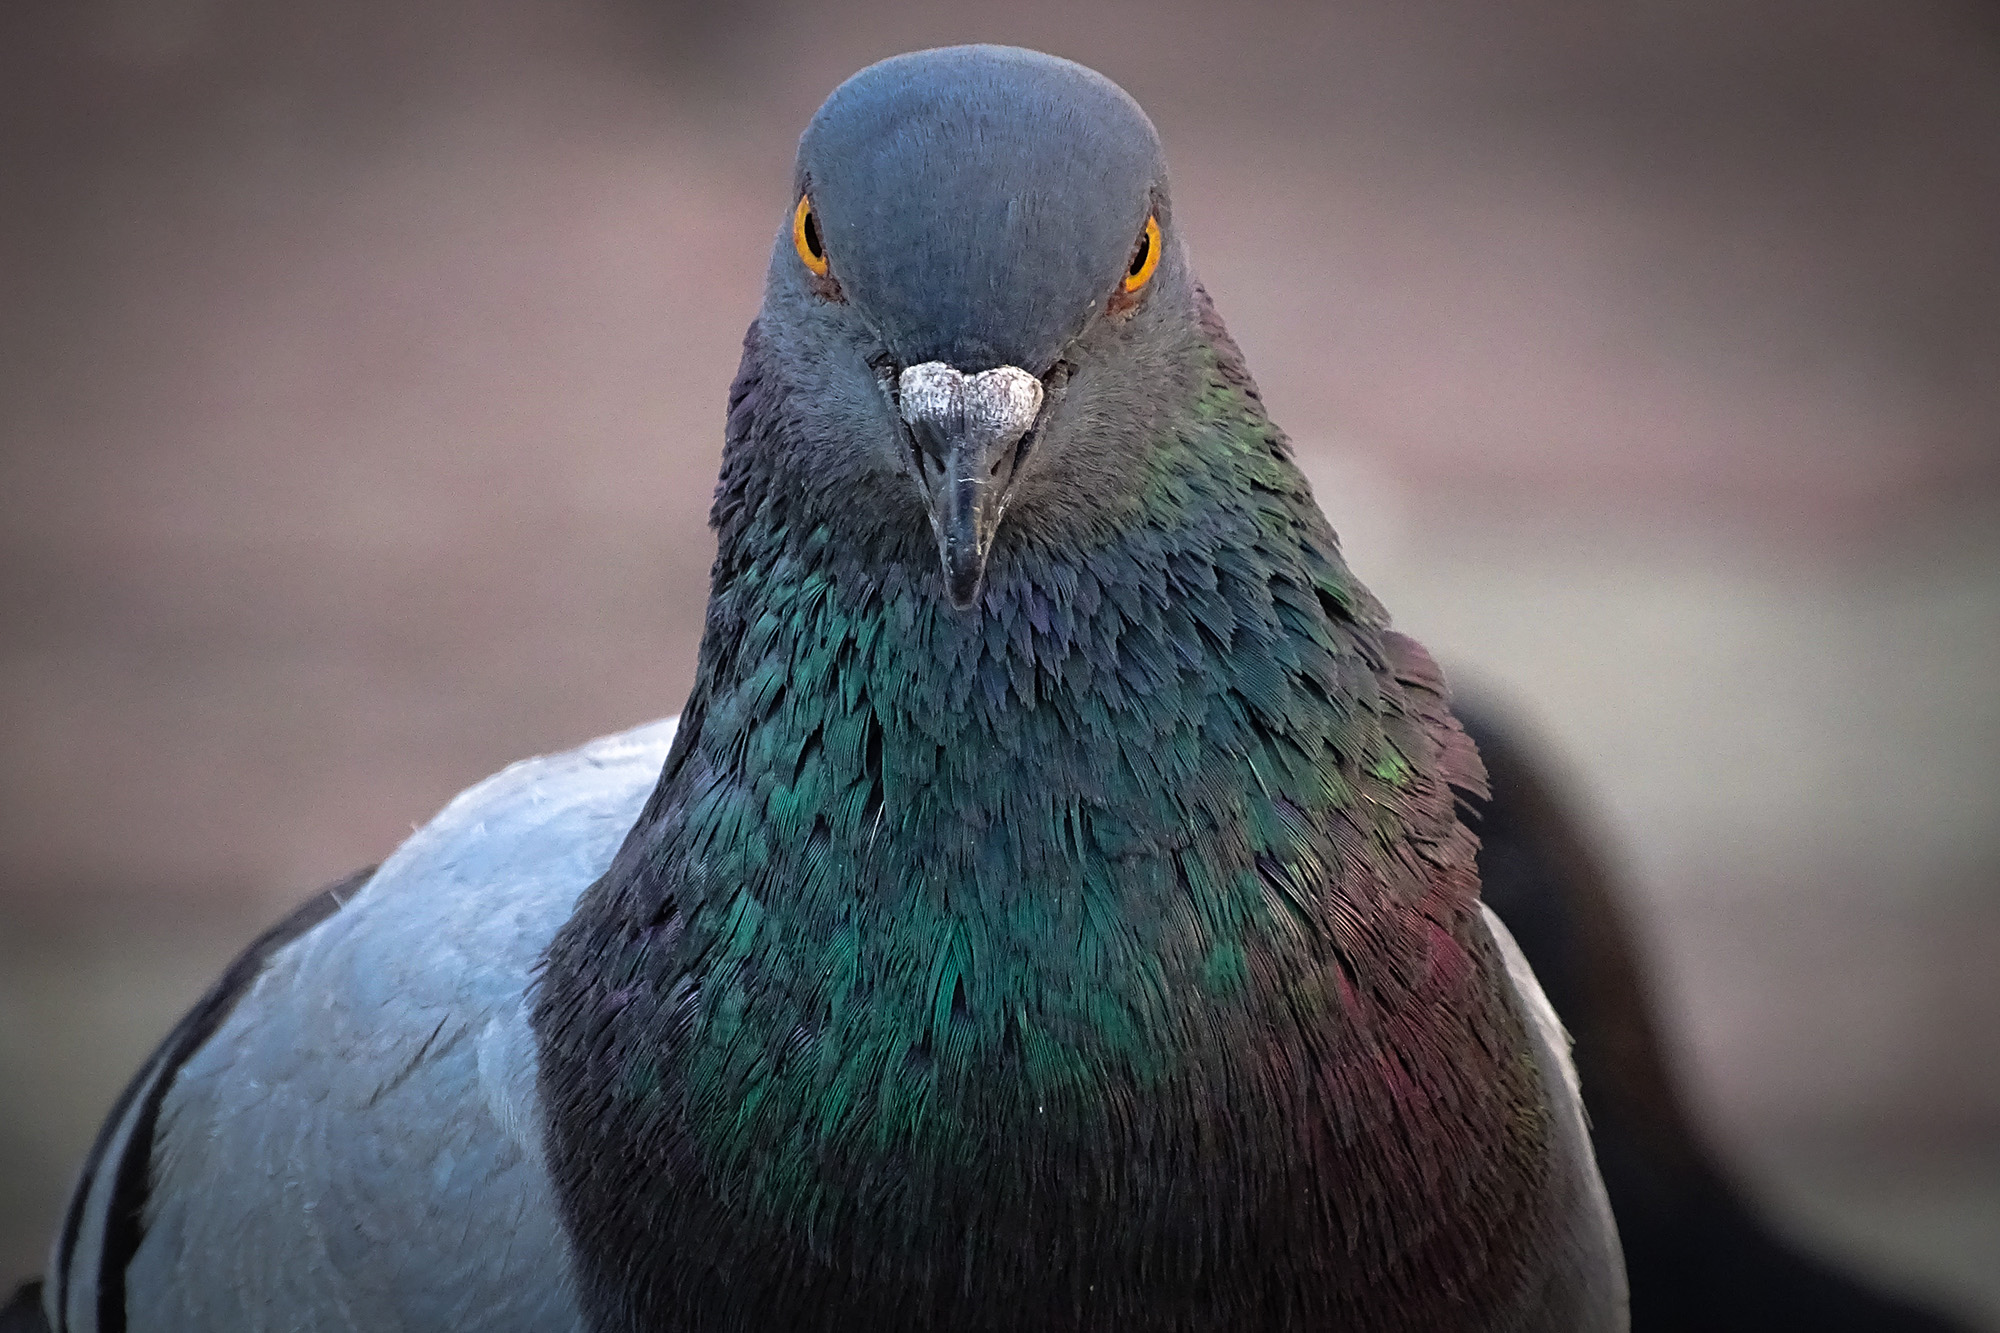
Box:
[537,298,1561,1330]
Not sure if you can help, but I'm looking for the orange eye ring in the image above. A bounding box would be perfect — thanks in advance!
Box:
[1122,214,1162,293]
[793,193,829,276]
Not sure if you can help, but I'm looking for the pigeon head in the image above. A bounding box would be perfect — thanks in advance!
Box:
[757,45,1199,608]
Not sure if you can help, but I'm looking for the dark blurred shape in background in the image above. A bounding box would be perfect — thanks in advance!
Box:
[1,0,1995,1324]
[1468,706,1973,1331]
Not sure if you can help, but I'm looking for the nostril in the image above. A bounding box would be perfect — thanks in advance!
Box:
[870,352,902,408]
[1010,428,1036,474]
[995,425,1037,477]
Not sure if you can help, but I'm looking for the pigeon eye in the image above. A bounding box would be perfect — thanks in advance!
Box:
[1122,214,1161,293]
[793,194,829,276]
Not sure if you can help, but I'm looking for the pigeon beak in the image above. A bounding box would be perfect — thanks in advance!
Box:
[896,362,1044,609]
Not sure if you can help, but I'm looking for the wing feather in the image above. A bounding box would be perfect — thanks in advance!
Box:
[52,718,677,1333]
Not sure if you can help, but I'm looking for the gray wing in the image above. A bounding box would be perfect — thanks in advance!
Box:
[47,717,678,1333]
[1481,903,1631,1332]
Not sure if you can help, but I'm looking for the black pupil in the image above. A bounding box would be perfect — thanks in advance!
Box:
[803,209,822,258]
[1129,229,1150,275]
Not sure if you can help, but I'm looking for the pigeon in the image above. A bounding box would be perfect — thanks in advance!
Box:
[31,45,1627,1333]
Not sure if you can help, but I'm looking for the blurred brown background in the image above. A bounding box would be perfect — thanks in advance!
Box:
[2,0,1996,1321]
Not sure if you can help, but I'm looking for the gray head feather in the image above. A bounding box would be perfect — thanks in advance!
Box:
[746,45,1209,603]
[796,45,1169,372]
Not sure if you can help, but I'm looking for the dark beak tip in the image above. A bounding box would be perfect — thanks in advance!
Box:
[944,555,984,610]
[901,362,1042,614]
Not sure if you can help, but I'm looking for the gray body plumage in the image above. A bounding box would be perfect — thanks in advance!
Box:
[1486,904,1629,1328]
[45,716,1615,1331]
[48,718,678,1333]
